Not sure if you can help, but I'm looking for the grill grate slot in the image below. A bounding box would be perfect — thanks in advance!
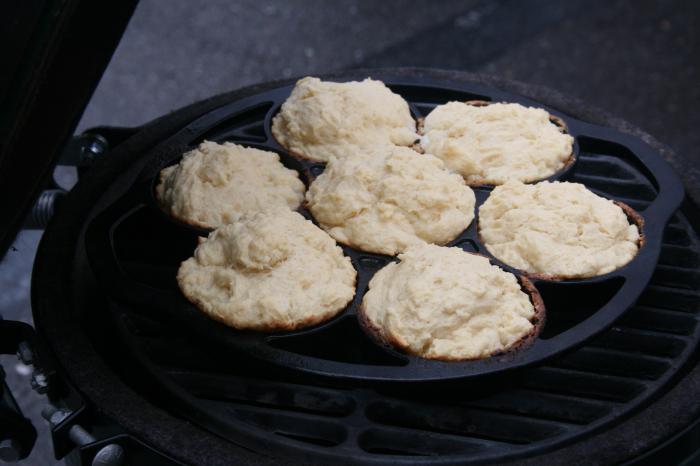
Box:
[588,194,651,211]
[168,370,355,417]
[138,336,230,371]
[219,404,348,447]
[365,401,570,444]
[651,266,700,290]
[664,225,692,246]
[669,216,685,227]
[267,316,407,366]
[591,327,688,358]
[357,427,502,456]
[575,137,659,191]
[112,205,198,289]
[387,84,489,107]
[572,157,637,180]
[194,102,272,144]
[535,277,624,339]
[522,367,645,402]
[464,389,612,424]
[572,173,657,202]
[551,347,670,380]
[274,431,341,448]
[617,307,698,335]
[639,285,700,313]
[659,245,700,269]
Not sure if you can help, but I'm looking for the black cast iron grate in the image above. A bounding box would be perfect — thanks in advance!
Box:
[107,208,700,464]
[85,79,684,383]
[77,77,700,464]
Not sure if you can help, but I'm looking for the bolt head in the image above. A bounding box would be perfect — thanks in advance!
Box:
[30,371,49,394]
[16,342,34,364]
[50,410,69,426]
[79,134,109,162]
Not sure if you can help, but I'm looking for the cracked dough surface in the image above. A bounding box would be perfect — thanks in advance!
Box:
[156,141,305,229]
[177,210,356,331]
[421,102,574,185]
[271,77,418,162]
[305,146,475,255]
[361,244,536,360]
[479,181,640,278]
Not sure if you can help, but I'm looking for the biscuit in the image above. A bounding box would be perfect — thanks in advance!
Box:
[478,181,641,279]
[305,146,475,255]
[271,77,418,162]
[177,210,356,331]
[421,101,574,185]
[359,244,541,360]
[156,141,305,229]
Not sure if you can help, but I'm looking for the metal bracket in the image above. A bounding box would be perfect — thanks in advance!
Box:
[25,126,139,230]
[78,434,180,466]
[58,127,139,168]
[0,315,95,463]
[58,133,110,167]
[0,319,40,461]
[42,405,127,466]
[0,367,37,462]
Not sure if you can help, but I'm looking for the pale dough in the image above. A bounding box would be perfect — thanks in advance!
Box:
[272,77,418,162]
[421,102,574,185]
[479,181,640,278]
[177,210,356,331]
[305,146,476,255]
[156,141,305,229]
[361,244,536,360]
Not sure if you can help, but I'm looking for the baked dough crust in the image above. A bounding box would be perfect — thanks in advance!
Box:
[421,101,574,185]
[177,210,356,331]
[305,146,476,255]
[156,141,305,229]
[360,244,539,360]
[272,77,418,162]
[479,181,641,279]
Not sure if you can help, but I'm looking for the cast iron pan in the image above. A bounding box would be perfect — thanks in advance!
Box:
[84,77,684,382]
